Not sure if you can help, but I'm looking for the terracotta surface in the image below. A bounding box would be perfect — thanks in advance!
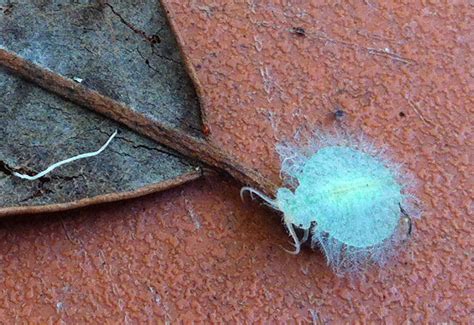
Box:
[0,1,472,323]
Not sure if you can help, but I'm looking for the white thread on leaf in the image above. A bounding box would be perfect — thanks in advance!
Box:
[13,130,118,181]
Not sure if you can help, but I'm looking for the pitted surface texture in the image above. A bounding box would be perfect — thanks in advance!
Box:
[0,1,471,323]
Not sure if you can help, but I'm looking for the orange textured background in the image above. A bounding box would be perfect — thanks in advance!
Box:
[0,1,472,323]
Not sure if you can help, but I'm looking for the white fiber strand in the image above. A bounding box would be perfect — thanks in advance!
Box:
[13,130,118,181]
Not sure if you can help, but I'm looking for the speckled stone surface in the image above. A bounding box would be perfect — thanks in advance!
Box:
[1,0,203,136]
[0,1,472,323]
[0,69,199,213]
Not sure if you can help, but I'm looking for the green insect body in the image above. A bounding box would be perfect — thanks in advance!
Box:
[242,133,419,275]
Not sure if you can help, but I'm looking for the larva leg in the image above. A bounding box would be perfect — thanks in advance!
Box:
[283,221,301,255]
[301,227,309,243]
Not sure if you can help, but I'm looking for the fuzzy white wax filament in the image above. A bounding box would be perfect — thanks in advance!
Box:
[242,133,419,275]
